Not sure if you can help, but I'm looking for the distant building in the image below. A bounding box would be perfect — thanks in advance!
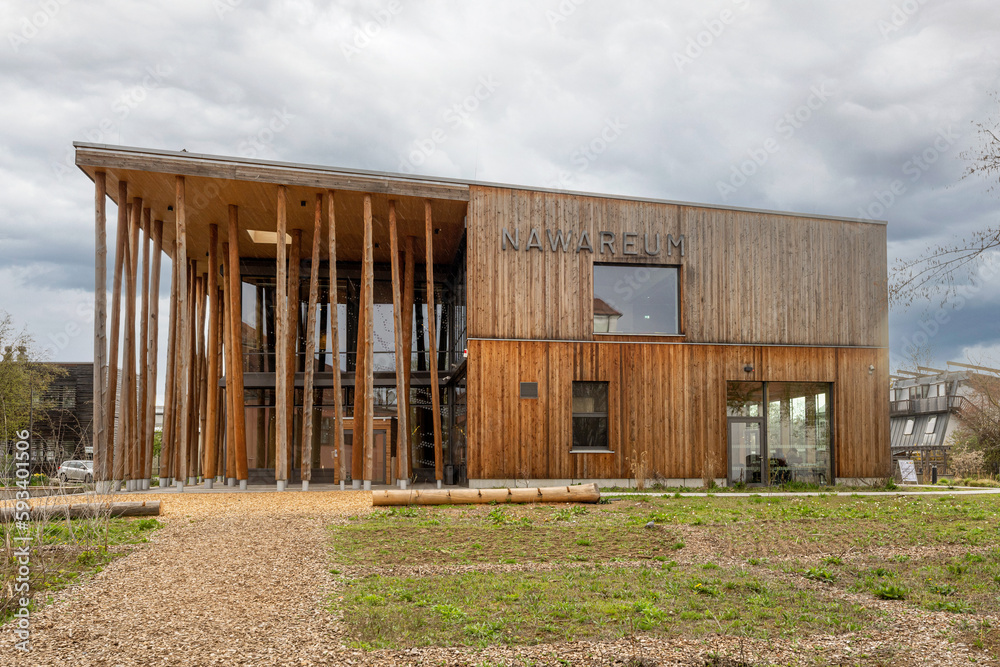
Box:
[889,364,981,478]
[30,362,94,473]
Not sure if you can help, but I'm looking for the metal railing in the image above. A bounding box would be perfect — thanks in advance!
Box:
[889,395,955,415]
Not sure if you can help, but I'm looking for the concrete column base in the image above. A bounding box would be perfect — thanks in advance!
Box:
[363,480,371,491]
[141,479,150,491]
[239,479,247,490]
[398,479,408,490]
[437,480,442,489]
[96,481,113,494]
[177,481,185,492]
[340,481,345,491]
[301,480,309,491]
[226,478,235,487]
[352,480,361,490]
[111,479,123,492]
[187,476,196,486]
[277,480,286,492]
[204,479,214,489]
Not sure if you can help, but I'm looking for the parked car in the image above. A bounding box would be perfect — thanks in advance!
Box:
[57,460,93,483]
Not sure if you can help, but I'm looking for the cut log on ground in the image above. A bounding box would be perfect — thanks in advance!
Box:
[0,501,161,522]
[372,483,601,506]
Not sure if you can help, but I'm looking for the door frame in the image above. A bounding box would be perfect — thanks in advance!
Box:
[727,417,766,486]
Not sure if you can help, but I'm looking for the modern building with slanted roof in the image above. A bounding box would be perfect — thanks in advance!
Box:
[76,142,890,491]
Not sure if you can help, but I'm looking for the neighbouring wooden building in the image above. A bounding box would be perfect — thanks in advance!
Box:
[76,142,890,491]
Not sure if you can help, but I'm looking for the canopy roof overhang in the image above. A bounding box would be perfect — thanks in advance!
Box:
[74,142,471,268]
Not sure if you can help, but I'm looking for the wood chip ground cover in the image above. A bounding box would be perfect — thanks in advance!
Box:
[0,490,997,665]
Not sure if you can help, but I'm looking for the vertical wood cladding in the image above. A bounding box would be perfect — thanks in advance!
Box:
[467,185,888,347]
[467,340,890,481]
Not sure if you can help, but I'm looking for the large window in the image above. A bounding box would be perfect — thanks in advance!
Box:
[593,264,679,334]
[572,381,609,451]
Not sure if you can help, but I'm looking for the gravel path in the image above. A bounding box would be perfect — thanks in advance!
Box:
[3,492,997,666]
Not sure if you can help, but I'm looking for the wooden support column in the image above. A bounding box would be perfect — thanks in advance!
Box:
[93,172,109,489]
[215,287,226,479]
[143,220,163,486]
[351,273,367,486]
[185,265,199,483]
[402,235,415,478]
[175,176,190,488]
[389,201,410,488]
[203,225,220,485]
[106,181,127,488]
[137,208,151,487]
[301,196,322,489]
[195,272,208,480]
[274,189,290,488]
[226,206,249,485]
[326,191,347,487]
[424,200,444,486]
[287,230,302,476]
[123,198,141,488]
[160,253,178,483]
[222,252,237,484]
[362,195,374,487]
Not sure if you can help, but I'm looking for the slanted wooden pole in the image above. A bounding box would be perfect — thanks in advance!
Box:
[351,270,367,487]
[215,286,225,480]
[227,206,249,487]
[287,230,302,477]
[389,201,410,488]
[222,254,237,485]
[362,195,374,488]
[402,235,415,479]
[160,253,178,484]
[106,181,128,490]
[143,219,162,487]
[301,197,322,490]
[326,191,347,488]
[195,272,208,481]
[93,172,109,490]
[203,225,220,486]
[123,198,141,489]
[175,176,190,489]
[424,200,444,486]
[137,208,151,488]
[274,189,289,490]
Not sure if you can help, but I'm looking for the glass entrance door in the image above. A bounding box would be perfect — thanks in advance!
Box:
[728,420,763,485]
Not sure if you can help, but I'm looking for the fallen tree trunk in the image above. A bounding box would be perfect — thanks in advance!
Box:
[373,483,600,506]
[0,500,161,523]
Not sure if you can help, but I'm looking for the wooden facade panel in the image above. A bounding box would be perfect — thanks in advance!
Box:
[468,340,889,482]
[468,185,887,347]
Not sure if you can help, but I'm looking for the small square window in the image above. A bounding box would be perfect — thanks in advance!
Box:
[572,381,609,451]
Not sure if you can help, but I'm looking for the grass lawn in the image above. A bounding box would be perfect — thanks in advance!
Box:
[1,516,163,624]
[328,494,1000,660]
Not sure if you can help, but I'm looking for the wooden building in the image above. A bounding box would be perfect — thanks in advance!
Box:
[76,143,890,491]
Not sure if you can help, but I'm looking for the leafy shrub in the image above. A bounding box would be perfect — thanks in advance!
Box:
[872,582,908,600]
[804,567,835,583]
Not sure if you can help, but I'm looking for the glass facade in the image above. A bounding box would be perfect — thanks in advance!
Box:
[726,381,832,485]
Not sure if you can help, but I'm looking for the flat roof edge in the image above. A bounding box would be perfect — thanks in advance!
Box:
[73,142,887,226]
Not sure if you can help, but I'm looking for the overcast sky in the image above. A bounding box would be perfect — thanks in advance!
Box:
[1,0,999,398]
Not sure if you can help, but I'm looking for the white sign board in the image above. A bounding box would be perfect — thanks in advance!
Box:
[898,459,918,484]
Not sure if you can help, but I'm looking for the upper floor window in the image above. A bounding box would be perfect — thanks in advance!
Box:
[593,264,679,335]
